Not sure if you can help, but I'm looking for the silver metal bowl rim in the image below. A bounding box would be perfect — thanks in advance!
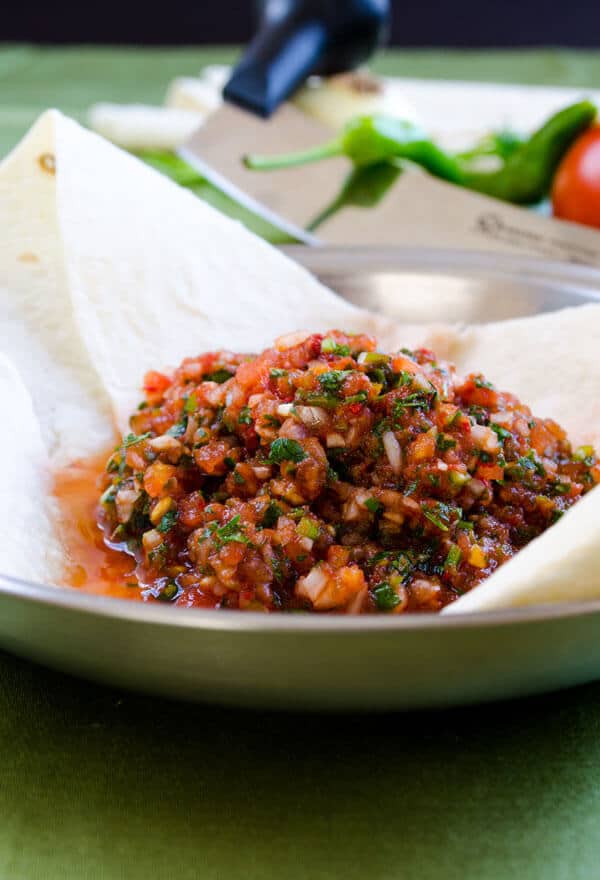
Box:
[2,573,600,632]
[285,245,600,295]
[5,245,600,636]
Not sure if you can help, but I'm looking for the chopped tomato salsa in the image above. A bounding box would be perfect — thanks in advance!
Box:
[94,330,600,613]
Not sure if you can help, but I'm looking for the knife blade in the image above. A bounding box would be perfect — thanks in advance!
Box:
[179,102,355,244]
[178,0,389,244]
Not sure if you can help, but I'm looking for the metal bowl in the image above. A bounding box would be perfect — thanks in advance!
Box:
[3,247,600,711]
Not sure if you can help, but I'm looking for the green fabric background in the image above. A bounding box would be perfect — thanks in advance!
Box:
[2,47,600,879]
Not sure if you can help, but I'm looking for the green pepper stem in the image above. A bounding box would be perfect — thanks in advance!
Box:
[306,199,344,232]
[243,138,343,171]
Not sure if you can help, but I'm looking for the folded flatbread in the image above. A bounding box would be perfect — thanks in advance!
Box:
[0,353,62,584]
[0,111,419,449]
[1,109,600,611]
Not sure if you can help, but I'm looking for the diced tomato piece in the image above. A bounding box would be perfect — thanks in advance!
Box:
[143,370,172,400]
[408,428,437,463]
[143,462,177,498]
[476,463,504,482]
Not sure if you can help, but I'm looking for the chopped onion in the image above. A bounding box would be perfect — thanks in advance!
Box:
[470,424,500,453]
[297,406,328,428]
[252,466,271,480]
[276,403,294,416]
[346,586,368,614]
[383,510,404,525]
[202,382,226,407]
[142,528,162,552]
[467,477,487,497]
[382,430,402,474]
[248,394,263,407]
[401,496,421,513]
[148,435,181,453]
[411,372,434,393]
[298,536,314,552]
[279,418,306,440]
[437,459,448,472]
[115,488,141,524]
[275,330,310,351]
[343,499,361,521]
[345,424,361,447]
[326,432,346,448]
[296,565,328,603]
[491,410,513,427]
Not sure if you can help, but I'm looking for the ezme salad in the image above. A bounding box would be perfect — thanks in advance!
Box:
[98,331,600,613]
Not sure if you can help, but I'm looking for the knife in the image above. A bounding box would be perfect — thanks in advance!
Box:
[178,0,390,245]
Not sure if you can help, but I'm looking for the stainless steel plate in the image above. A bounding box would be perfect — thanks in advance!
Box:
[3,247,600,711]
[286,246,600,323]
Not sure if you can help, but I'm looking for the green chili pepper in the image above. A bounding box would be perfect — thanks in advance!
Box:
[307,161,402,231]
[462,100,597,204]
[244,101,597,212]
[245,115,464,183]
[455,129,525,163]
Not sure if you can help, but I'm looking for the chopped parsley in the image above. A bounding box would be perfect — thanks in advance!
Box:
[393,390,436,419]
[122,432,151,448]
[371,582,401,611]
[436,434,457,451]
[490,423,511,442]
[184,394,198,414]
[158,580,181,602]
[318,370,351,397]
[202,515,252,549]
[321,338,351,356]
[157,510,177,533]
[269,438,306,464]
[261,501,283,529]
[422,501,456,532]
[204,368,232,384]
[167,416,187,438]
[238,406,253,425]
[444,544,462,570]
[364,497,383,514]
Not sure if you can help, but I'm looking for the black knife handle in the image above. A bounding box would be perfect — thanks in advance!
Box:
[224,0,390,118]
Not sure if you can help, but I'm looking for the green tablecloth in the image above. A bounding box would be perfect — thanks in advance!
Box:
[2,47,600,879]
[2,45,600,156]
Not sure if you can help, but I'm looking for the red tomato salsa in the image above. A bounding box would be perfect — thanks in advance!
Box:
[96,330,599,613]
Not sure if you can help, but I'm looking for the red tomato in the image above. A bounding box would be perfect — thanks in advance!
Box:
[552,126,600,228]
